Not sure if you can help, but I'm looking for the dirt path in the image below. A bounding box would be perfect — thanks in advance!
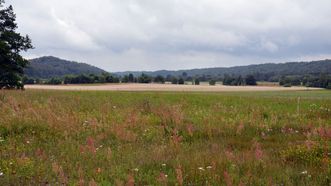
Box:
[25,84,321,92]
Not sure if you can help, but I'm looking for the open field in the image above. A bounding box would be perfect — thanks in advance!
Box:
[0,90,330,185]
[25,83,320,92]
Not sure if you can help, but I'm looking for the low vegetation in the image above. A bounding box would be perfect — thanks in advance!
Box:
[0,90,330,185]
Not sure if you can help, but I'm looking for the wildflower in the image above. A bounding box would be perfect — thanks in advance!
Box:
[253,141,263,160]
[301,170,308,175]
[113,106,117,109]
[83,120,89,126]
[0,172,3,176]
[133,168,139,172]
[187,124,194,136]
[223,171,233,186]
[158,172,168,183]
[198,167,205,171]
[206,166,212,169]
[26,140,30,144]
[0,137,4,143]
[236,122,244,134]
[162,163,166,167]
[86,137,96,154]
[176,165,183,186]
[225,150,235,161]
[127,175,134,186]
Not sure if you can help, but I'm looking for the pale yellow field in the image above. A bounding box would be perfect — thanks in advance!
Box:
[25,83,320,92]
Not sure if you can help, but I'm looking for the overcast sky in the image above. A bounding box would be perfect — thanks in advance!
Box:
[6,0,331,72]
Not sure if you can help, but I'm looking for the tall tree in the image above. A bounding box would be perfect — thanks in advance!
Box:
[0,0,33,89]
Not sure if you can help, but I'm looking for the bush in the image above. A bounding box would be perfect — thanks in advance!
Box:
[45,78,62,85]
[171,77,178,84]
[154,75,165,84]
[138,73,152,83]
[194,79,200,85]
[327,83,331,89]
[245,75,257,86]
[283,83,292,87]
[209,80,216,86]
[178,78,185,85]
[22,77,35,85]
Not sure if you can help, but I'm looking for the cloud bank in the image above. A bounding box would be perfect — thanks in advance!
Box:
[7,0,331,71]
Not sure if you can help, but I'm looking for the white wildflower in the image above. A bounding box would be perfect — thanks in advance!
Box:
[133,168,139,172]
[162,164,166,167]
[0,172,3,176]
[198,167,205,171]
[206,166,212,169]
[301,170,307,175]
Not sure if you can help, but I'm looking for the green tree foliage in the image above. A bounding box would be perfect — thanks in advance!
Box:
[138,73,152,83]
[121,75,129,83]
[0,1,33,89]
[25,56,106,79]
[22,76,35,84]
[153,75,165,84]
[171,77,178,84]
[178,78,185,85]
[128,73,134,82]
[62,73,119,84]
[279,74,331,88]
[194,78,200,85]
[45,78,62,85]
[223,74,255,86]
[245,75,257,85]
[209,80,216,86]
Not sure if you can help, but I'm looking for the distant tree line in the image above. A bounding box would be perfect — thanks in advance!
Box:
[22,72,331,89]
[23,73,204,85]
[223,74,257,86]
[279,74,331,89]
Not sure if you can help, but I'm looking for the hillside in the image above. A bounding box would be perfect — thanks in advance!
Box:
[25,57,331,81]
[25,56,107,79]
[116,60,331,81]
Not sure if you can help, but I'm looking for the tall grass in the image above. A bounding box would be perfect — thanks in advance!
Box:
[0,90,330,185]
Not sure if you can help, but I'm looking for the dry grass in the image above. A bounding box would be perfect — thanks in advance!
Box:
[25,83,320,92]
[0,90,330,185]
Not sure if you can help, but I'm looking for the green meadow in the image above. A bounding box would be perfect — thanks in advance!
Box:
[0,90,330,185]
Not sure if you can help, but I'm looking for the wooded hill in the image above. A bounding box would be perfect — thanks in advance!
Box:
[25,56,331,82]
[24,56,106,79]
[115,60,331,81]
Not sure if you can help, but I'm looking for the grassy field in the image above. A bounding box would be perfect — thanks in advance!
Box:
[0,90,330,185]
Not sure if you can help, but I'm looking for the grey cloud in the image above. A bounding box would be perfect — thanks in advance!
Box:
[6,0,331,71]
